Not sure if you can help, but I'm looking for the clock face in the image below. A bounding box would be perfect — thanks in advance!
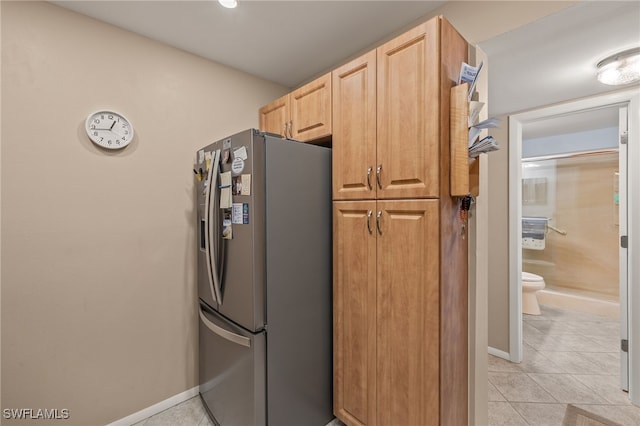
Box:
[85,110,134,150]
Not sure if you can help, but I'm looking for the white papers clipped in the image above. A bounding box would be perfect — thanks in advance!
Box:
[468,101,485,127]
[469,136,498,158]
[468,118,500,157]
[220,171,232,209]
[469,117,500,147]
[459,61,483,101]
[456,60,500,159]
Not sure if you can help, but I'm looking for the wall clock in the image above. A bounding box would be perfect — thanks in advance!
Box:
[85,110,134,150]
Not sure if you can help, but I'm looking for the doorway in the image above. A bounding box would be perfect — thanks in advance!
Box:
[508,88,640,405]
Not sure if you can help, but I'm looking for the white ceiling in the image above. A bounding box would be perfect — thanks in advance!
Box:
[51,0,446,88]
[479,1,640,117]
[51,0,640,138]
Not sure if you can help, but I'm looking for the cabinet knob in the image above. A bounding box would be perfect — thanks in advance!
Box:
[367,167,373,190]
[376,165,383,189]
[376,211,383,235]
[367,210,373,234]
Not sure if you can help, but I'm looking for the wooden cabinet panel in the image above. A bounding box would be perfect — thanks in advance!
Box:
[450,83,470,196]
[331,16,468,426]
[259,94,288,137]
[291,73,332,142]
[376,200,440,426]
[377,20,440,199]
[259,73,332,142]
[333,201,377,426]
[332,51,377,200]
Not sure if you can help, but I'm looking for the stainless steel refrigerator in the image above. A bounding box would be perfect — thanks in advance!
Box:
[195,129,332,426]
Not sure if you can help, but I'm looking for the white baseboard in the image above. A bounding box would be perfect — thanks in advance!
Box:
[106,386,199,426]
[488,346,511,361]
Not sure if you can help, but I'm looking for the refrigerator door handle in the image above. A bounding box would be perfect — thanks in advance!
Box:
[204,149,223,305]
[209,148,225,305]
[199,306,251,348]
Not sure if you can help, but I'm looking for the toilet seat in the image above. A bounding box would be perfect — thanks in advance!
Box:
[522,272,544,282]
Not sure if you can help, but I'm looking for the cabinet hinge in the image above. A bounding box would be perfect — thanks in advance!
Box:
[622,339,628,353]
[621,235,628,248]
[621,131,628,145]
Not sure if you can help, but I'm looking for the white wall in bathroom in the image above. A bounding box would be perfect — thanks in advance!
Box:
[523,126,618,158]
[522,160,557,220]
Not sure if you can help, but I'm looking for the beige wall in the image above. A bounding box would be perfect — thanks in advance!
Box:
[467,46,489,426]
[0,2,286,425]
[523,154,619,298]
[487,119,511,353]
[0,1,587,424]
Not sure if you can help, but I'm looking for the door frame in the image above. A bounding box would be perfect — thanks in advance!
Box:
[507,87,640,404]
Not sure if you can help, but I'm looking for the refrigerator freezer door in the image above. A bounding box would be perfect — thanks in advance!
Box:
[199,302,266,426]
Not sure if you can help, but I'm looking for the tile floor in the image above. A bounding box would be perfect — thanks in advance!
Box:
[133,303,640,426]
[489,304,640,426]
[132,396,344,426]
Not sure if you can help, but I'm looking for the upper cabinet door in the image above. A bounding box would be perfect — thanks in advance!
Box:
[259,94,289,138]
[290,73,332,142]
[332,50,377,200]
[377,20,440,199]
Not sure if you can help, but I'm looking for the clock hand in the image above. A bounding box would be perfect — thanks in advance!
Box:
[110,120,115,130]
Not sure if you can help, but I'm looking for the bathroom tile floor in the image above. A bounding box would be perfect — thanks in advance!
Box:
[488,304,640,426]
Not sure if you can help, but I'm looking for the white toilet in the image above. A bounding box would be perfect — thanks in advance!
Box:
[522,272,546,315]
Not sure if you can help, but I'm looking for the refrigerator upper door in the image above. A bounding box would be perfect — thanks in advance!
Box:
[206,149,223,304]
[198,148,223,309]
[215,130,266,332]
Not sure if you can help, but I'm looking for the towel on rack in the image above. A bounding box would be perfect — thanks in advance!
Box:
[522,217,548,240]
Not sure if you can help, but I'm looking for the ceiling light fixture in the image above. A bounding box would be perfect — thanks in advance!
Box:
[218,0,237,8]
[596,47,640,86]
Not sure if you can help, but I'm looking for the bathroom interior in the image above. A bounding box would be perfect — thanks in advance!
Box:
[521,106,622,320]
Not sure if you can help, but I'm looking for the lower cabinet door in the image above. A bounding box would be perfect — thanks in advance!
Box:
[334,199,439,426]
[333,201,377,426]
[376,200,440,426]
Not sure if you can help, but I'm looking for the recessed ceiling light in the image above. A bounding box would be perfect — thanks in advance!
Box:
[596,47,640,86]
[218,0,237,8]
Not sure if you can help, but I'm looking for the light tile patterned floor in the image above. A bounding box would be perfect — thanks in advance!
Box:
[133,303,640,425]
[132,396,344,426]
[488,304,640,426]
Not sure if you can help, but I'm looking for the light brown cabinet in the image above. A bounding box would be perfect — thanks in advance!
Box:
[258,95,288,139]
[333,201,377,426]
[376,23,441,199]
[333,16,469,426]
[333,21,441,201]
[332,51,377,200]
[334,200,440,426]
[258,72,331,142]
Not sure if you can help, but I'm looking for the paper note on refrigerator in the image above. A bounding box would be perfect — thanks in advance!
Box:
[220,171,232,209]
[241,174,251,196]
[204,151,212,171]
[234,146,248,160]
[232,203,243,224]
